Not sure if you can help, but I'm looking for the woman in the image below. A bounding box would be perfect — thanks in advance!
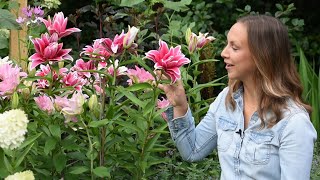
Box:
[159,15,317,179]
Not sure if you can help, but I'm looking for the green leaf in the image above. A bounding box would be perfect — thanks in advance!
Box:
[53,153,67,172]
[88,118,109,128]
[117,86,146,107]
[44,137,57,155]
[164,0,192,12]
[188,59,219,69]
[126,83,153,91]
[49,125,61,139]
[18,132,42,150]
[120,0,144,7]
[187,75,226,94]
[0,9,21,30]
[0,37,8,49]
[14,143,34,169]
[69,166,89,174]
[93,166,111,178]
[143,100,155,116]
[115,120,144,138]
[144,123,167,152]
[3,155,13,173]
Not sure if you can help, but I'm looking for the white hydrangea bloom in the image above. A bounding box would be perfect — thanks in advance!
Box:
[5,170,34,180]
[0,109,29,150]
[0,56,12,66]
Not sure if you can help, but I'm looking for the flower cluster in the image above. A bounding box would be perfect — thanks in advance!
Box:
[0,109,29,150]
[185,28,216,54]
[16,6,44,26]
[5,170,34,180]
[145,40,191,84]
[0,57,27,96]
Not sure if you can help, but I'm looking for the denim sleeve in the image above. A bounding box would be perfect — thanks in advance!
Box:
[279,112,317,180]
[166,88,228,162]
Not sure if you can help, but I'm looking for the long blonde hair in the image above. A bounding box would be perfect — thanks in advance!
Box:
[225,15,311,127]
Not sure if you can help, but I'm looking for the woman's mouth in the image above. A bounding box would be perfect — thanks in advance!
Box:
[225,63,234,69]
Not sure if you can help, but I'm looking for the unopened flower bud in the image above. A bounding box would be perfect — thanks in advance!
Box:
[88,94,98,111]
[28,62,36,76]
[58,61,64,69]
[123,26,139,49]
[188,34,198,54]
[11,92,19,108]
[185,28,192,45]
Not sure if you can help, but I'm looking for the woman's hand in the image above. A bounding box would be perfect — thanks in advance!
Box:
[156,71,188,118]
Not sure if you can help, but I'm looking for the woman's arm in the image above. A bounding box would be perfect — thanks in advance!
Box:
[166,88,228,162]
[279,112,317,180]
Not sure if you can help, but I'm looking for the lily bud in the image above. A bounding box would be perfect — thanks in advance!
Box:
[58,61,64,69]
[11,92,19,108]
[188,34,198,54]
[123,26,139,49]
[88,94,98,111]
[28,62,36,76]
[185,28,192,45]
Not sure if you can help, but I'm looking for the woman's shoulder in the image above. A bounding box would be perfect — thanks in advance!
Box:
[277,99,317,141]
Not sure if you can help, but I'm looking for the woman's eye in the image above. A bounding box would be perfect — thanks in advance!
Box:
[232,46,238,50]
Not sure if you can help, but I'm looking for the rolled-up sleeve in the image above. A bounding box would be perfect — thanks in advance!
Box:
[165,88,228,162]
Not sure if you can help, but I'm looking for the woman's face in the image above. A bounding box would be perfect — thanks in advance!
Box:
[221,22,257,82]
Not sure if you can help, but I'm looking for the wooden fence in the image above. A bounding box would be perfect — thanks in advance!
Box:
[10,0,28,71]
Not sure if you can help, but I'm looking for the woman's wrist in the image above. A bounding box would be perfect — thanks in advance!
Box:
[173,104,188,118]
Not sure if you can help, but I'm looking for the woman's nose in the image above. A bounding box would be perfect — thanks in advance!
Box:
[221,46,228,59]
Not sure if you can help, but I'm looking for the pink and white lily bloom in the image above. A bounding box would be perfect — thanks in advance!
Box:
[34,95,55,114]
[196,32,216,49]
[123,26,139,48]
[157,97,170,121]
[29,33,73,69]
[145,40,190,84]
[107,60,128,76]
[40,12,81,38]
[71,59,95,79]
[35,64,68,89]
[101,32,126,56]
[61,92,86,122]
[0,64,27,95]
[185,28,215,53]
[81,38,111,60]
[126,65,154,85]
[62,71,87,91]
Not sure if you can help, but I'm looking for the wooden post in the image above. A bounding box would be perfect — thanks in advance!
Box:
[9,0,28,72]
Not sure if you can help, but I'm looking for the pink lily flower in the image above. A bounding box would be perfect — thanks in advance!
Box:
[29,33,73,70]
[61,92,86,122]
[0,64,27,95]
[107,60,127,76]
[71,59,95,79]
[81,38,111,61]
[40,12,81,38]
[185,28,215,53]
[145,40,190,84]
[101,32,125,56]
[157,97,171,121]
[196,32,216,49]
[34,95,55,114]
[35,64,68,89]
[123,26,139,48]
[126,65,154,85]
[62,71,86,91]
[53,96,69,112]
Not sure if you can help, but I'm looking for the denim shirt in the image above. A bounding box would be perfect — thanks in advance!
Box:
[166,87,317,180]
